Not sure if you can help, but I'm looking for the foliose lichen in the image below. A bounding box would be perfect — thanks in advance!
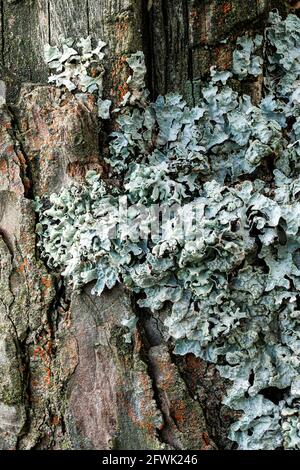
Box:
[38,12,300,450]
[44,36,111,118]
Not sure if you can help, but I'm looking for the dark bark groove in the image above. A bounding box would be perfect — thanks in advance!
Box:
[0,0,290,450]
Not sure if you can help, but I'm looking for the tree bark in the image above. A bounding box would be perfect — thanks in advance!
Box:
[0,0,290,450]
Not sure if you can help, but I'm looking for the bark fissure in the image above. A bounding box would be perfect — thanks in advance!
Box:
[184,0,195,105]
[86,0,90,36]
[140,0,154,99]
[139,330,182,449]
[160,0,169,96]
[136,302,215,450]
[48,0,51,44]
[3,261,31,449]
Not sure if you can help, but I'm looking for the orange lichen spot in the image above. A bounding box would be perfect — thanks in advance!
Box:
[33,346,45,360]
[41,276,52,289]
[114,19,129,42]
[222,2,232,14]
[16,257,29,273]
[118,82,129,101]
[0,158,7,172]
[215,46,232,70]
[172,401,186,425]
[44,367,51,385]
[202,431,212,449]
[128,406,155,434]
[111,55,127,80]
[144,421,155,433]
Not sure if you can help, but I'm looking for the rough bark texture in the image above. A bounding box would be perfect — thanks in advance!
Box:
[0,0,291,450]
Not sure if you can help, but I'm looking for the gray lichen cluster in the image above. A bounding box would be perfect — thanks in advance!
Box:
[38,12,300,449]
[44,36,111,118]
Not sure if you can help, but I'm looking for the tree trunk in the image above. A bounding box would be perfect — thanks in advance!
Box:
[0,0,289,450]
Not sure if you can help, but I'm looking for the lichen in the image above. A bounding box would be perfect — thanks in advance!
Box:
[38,12,300,450]
[232,34,263,78]
[44,36,111,118]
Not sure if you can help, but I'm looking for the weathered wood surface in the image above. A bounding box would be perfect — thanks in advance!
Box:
[0,0,289,102]
[0,0,292,450]
[0,0,143,102]
[149,0,289,102]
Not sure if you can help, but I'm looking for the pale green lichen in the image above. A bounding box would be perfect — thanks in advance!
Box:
[38,12,300,450]
[232,34,263,79]
[44,36,111,118]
